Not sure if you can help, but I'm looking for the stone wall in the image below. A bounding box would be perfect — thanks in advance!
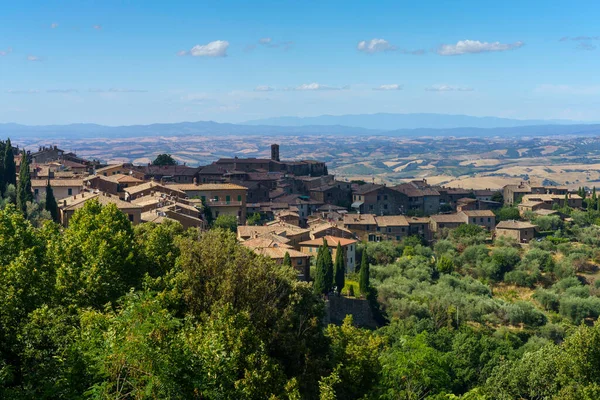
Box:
[324,295,378,329]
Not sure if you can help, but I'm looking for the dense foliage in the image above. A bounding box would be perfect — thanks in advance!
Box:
[5,188,600,399]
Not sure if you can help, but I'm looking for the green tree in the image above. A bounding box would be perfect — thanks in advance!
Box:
[495,206,521,222]
[53,200,142,308]
[213,214,238,232]
[333,242,345,294]
[44,180,59,223]
[359,250,370,295]
[16,151,33,214]
[247,212,262,226]
[314,245,328,295]
[437,255,454,274]
[152,153,177,165]
[3,138,16,190]
[0,141,5,195]
[322,238,334,293]
[491,191,504,203]
[201,197,214,226]
[283,251,292,267]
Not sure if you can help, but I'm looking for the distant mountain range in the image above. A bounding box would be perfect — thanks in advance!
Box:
[1,113,599,139]
[244,113,581,130]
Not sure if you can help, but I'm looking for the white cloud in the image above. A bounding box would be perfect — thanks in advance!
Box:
[93,25,102,30]
[254,85,274,92]
[534,84,600,95]
[357,38,397,54]
[89,88,148,93]
[437,40,524,56]
[189,40,229,57]
[0,47,12,56]
[425,84,474,92]
[259,37,272,44]
[46,89,78,93]
[51,23,59,29]
[177,50,188,56]
[291,83,347,91]
[27,55,41,61]
[6,89,39,94]
[373,84,403,91]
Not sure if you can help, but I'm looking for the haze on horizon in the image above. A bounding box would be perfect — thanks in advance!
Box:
[1,0,600,126]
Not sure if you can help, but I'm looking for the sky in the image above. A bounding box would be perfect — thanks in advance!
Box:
[1,0,600,126]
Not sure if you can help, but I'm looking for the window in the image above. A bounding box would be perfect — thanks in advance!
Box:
[402,227,405,232]
[297,259,303,266]
[396,236,401,240]
[34,189,39,196]
[350,257,353,264]
[376,226,381,232]
[309,248,312,253]
[472,218,476,223]
[488,218,491,222]
[388,227,392,233]
[237,195,242,201]
[480,218,484,223]
[201,196,206,202]
[366,225,370,231]
[384,195,388,200]
[128,214,134,222]
[226,195,231,202]
[214,196,219,201]
[68,188,73,196]
[369,205,374,210]
[384,204,388,210]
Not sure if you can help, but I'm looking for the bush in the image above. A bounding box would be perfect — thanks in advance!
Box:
[534,289,560,311]
[504,267,541,288]
[505,301,547,327]
[559,296,600,324]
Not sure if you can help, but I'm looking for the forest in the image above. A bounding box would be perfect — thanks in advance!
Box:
[3,183,600,398]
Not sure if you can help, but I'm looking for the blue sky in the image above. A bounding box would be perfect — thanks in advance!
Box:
[1,0,600,125]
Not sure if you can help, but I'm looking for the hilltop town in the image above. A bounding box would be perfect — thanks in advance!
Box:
[10,141,589,281]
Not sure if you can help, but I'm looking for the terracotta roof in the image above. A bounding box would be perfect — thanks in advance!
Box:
[407,216,430,224]
[343,213,377,225]
[430,214,465,223]
[392,183,440,197]
[496,220,537,230]
[277,210,299,218]
[170,183,247,191]
[59,192,142,211]
[299,235,357,247]
[31,179,84,187]
[104,174,144,184]
[241,236,293,250]
[252,247,309,260]
[216,157,271,164]
[238,224,309,238]
[95,163,133,173]
[460,210,495,217]
[310,223,353,235]
[124,181,186,197]
[457,197,477,204]
[353,183,383,195]
[375,215,410,227]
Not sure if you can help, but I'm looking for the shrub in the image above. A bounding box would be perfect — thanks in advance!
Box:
[505,301,547,327]
[534,289,560,311]
[559,296,600,324]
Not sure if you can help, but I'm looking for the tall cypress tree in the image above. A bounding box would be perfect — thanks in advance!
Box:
[4,138,16,189]
[359,250,370,295]
[45,179,59,223]
[322,238,334,293]
[282,251,292,267]
[334,242,345,294]
[16,151,33,214]
[0,140,5,195]
[313,245,327,295]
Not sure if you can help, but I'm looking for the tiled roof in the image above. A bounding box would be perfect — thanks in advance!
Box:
[430,214,465,223]
[252,247,309,260]
[95,163,132,173]
[353,183,383,195]
[31,179,84,187]
[460,210,496,217]
[170,183,247,191]
[375,215,410,227]
[299,235,357,247]
[310,223,353,235]
[59,192,142,211]
[496,220,537,230]
[343,213,377,225]
[104,174,144,184]
[124,181,186,196]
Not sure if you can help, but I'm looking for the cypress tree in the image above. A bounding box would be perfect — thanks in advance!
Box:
[4,138,16,188]
[0,140,5,195]
[16,151,33,214]
[313,245,327,295]
[282,251,292,267]
[322,238,334,293]
[45,179,59,223]
[334,242,345,295]
[359,250,370,295]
